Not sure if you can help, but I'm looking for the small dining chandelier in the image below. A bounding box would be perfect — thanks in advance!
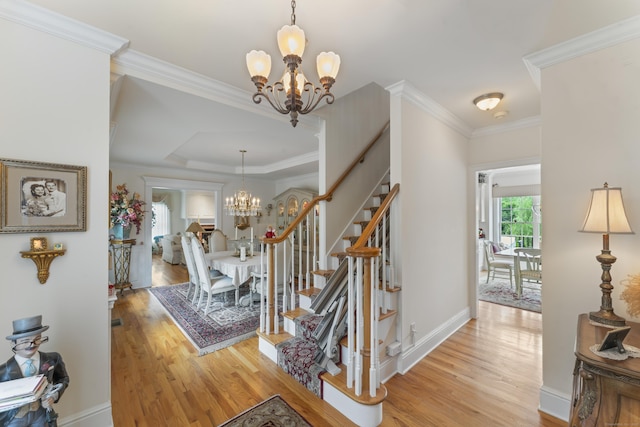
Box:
[246,0,341,128]
[225,150,261,217]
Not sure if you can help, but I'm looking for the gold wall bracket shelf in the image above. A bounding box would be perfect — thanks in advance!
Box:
[20,249,66,284]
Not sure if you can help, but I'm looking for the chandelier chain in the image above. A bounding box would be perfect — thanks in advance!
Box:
[291,0,296,25]
[240,149,246,188]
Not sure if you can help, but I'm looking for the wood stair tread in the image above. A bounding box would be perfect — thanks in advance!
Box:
[311,269,334,278]
[379,309,397,321]
[256,329,293,346]
[320,363,387,406]
[282,307,312,320]
[296,287,321,297]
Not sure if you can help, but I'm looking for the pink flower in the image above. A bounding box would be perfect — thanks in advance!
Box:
[110,183,146,234]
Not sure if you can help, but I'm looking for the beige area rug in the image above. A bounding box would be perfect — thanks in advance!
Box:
[217,395,311,427]
[478,275,542,313]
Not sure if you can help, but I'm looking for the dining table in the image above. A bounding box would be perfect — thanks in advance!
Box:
[204,250,266,304]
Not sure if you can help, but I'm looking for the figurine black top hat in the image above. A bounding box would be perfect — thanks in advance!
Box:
[5,315,49,341]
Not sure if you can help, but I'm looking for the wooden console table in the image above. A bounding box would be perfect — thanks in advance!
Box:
[110,238,136,295]
[569,313,640,426]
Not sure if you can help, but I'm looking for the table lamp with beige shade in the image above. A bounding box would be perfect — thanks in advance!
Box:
[579,182,634,327]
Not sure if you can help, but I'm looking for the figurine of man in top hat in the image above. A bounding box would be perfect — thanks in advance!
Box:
[0,315,69,427]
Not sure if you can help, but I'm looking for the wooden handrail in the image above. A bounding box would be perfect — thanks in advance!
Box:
[263,121,391,245]
[347,183,399,257]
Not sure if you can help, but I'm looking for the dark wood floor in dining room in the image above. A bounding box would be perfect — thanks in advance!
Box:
[110,254,566,426]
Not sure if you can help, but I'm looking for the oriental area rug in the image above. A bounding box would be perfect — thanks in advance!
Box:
[149,283,259,356]
[478,276,542,313]
[217,395,311,427]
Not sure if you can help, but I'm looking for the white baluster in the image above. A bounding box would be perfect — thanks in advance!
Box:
[347,256,354,388]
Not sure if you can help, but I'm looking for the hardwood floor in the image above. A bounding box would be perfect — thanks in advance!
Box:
[110,256,566,426]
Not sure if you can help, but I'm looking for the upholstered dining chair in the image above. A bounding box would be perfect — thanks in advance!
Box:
[483,241,514,287]
[515,248,542,295]
[190,235,235,315]
[208,229,227,253]
[248,240,292,307]
[181,235,200,305]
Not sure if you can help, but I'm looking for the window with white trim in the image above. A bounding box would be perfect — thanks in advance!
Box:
[499,195,541,248]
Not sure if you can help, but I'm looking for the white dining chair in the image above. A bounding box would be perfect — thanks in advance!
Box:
[190,235,235,315]
[208,229,228,253]
[181,235,200,304]
[483,241,514,287]
[515,248,542,297]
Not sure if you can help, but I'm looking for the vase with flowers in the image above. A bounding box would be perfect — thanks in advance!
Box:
[110,184,146,239]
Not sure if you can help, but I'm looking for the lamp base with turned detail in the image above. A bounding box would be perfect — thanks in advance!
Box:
[589,309,626,327]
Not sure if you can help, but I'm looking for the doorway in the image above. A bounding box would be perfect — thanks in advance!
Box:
[474,164,541,315]
[140,177,224,287]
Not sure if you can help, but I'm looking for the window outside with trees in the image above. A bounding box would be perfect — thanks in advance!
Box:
[500,195,541,248]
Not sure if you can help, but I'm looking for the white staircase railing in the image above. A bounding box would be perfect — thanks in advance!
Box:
[257,122,394,407]
[346,183,399,397]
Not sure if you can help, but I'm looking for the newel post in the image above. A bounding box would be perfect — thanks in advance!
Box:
[348,246,380,395]
[266,241,276,333]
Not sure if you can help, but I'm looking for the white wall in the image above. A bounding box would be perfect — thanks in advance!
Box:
[540,36,640,413]
[314,82,391,261]
[390,86,470,370]
[0,13,116,426]
[470,126,541,168]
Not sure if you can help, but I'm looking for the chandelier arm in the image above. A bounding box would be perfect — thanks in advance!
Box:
[297,82,320,112]
[299,88,335,115]
[270,82,291,112]
[251,84,290,115]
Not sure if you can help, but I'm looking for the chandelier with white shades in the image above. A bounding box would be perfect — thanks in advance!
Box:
[225,150,261,217]
[246,0,340,128]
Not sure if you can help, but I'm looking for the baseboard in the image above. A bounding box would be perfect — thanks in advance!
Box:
[539,385,570,422]
[379,356,398,384]
[398,307,471,374]
[58,402,113,426]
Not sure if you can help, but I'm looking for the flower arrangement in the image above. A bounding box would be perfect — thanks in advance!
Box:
[621,273,640,318]
[110,184,146,234]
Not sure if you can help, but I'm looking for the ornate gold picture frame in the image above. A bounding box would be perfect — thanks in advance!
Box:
[0,158,87,233]
[30,237,48,251]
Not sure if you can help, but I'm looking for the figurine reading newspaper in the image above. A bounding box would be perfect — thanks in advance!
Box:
[0,315,69,427]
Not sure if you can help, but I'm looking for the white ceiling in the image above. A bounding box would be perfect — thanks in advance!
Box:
[26,0,640,180]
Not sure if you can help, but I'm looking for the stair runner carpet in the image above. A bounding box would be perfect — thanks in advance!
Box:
[276,313,325,397]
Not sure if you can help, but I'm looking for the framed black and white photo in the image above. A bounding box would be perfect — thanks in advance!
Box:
[1,158,87,233]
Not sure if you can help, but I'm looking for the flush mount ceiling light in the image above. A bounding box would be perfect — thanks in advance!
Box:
[473,92,504,111]
[246,0,340,128]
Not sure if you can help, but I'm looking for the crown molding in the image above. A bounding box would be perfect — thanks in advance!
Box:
[182,150,319,176]
[386,80,473,138]
[523,15,640,89]
[471,116,540,139]
[111,49,322,132]
[0,0,129,54]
